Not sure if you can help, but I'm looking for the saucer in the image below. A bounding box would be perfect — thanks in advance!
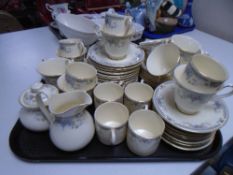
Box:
[87,42,144,68]
[57,74,97,93]
[153,81,229,133]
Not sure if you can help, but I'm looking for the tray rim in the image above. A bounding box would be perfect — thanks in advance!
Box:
[9,119,223,163]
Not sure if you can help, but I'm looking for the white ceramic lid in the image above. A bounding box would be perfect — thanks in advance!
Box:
[19,82,59,109]
[153,81,229,133]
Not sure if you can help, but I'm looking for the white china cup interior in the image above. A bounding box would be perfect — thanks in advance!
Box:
[94,102,129,128]
[37,58,66,77]
[66,62,97,80]
[125,82,154,103]
[146,43,180,76]
[191,54,228,82]
[94,82,123,102]
[171,34,201,54]
[128,110,165,139]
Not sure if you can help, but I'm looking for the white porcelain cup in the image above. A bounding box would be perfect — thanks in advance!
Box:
[94,102,129,145]
[174,64,233,114]
[93,82,124,108]
[101,30,132,59]
[104,12,133,36]
[57,38,85,59]
[184,54,228,90]
[46,3,70,20]
[124,82,154,113]
[65,62,97,90]
[146,43,180,77]
[171,35,201,63]
[37,58,67,86]
[127,110,165,156]
[57,62,97,93]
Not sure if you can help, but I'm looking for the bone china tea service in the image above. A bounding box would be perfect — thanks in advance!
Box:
[14,11,232,160]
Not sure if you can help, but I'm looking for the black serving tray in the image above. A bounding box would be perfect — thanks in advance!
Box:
[9,109,223,162]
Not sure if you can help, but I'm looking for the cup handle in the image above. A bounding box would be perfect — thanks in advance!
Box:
[111,128,117,145]
[45,3,53,12]
[36,93,54,124]
[213,84,233,100]
[78,42,84,56]
[124,17,132,36]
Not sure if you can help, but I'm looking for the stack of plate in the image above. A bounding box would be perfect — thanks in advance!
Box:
[140,62,171,89]
[153,81,229,151]
[87,42,145,87]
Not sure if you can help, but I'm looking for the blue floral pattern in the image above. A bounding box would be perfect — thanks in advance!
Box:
[153,81,229,133]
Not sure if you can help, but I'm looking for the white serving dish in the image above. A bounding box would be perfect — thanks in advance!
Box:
[55,14,98,46]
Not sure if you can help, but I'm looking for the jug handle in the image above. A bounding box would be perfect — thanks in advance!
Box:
[36,93,55,124]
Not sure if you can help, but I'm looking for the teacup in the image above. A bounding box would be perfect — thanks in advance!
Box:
[46,3,70,20]
[127,109,165,156]
[104,12,133,36]
[57,62,97,93]
[124,82,154,113]
[101,30,133,59]
[184,54,228,89]
[94,102,129,145]
[57,38,85,59]
[37,58,67,86]
[93,82,124,108]
[146,43,180,79]
[171,35,201,63]
[174,64,233,114]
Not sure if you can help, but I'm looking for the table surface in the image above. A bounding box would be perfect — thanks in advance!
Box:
[1,27,233,175]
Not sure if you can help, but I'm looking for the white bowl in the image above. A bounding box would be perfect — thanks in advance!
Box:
[56,14,98,46]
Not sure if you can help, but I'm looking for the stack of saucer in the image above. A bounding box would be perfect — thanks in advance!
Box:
[153,81,229,151]
[87,42,144,86]
[87,12,144,87]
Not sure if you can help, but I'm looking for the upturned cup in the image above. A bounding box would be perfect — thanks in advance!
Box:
[171,35,201,63]
[101,29,133,60]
